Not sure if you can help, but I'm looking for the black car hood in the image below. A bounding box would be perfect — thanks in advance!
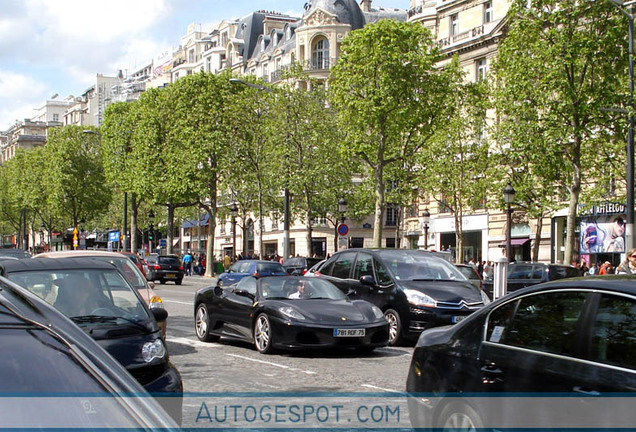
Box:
[267,299,373,324]
[397,279,483,303]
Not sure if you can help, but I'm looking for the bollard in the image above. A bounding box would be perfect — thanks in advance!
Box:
[493,257,509,300]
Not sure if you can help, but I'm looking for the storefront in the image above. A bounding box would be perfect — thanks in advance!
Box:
[431,214,489,262]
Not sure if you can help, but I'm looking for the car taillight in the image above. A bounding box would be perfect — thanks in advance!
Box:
[253,272,261,278]
[315,271,322,277]
[153,265,161,270]
[179,266,184,271]
[302,269,307,275]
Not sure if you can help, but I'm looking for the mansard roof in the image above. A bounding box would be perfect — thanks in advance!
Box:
[302,0,366,30]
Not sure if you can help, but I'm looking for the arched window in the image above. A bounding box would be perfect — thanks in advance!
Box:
[311,37,329,70]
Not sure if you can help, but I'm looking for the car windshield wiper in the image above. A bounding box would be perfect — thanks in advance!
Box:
[70,315,150,331]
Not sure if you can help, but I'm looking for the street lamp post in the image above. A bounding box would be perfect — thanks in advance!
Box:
[609,0,636,252]
[230,202,239,261]
[503,181,516,263]
[229,78,291,259]
[420,208,430,250]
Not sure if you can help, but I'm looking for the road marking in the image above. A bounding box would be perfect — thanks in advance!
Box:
[361,384,401,392]
[163,299,193,305]
[168,336,219,348]
[227,353,317,375]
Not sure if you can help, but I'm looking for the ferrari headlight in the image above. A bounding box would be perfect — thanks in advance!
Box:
[370,305,385,321]
[279,306,306,320]
[142,339,166,363]
[480,290,491,305]
[404,289,437,307]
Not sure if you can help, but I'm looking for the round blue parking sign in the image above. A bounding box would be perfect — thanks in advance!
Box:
[337,223,349,236]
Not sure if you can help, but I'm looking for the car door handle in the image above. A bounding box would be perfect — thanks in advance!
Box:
[573,386,600,396]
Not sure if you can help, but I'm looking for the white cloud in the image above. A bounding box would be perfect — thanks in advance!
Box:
[0,71,46,100]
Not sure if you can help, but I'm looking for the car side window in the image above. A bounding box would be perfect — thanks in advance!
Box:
[505,292,588,356]
[588,294,636,370]
[237,277,257,295]
[329,252,356,279]
[353,253,374,280]
[374,258,393,286]
[239,262,252,273]
[485,300,518,343]
[508,265,533,280]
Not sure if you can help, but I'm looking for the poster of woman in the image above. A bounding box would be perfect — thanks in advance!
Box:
[580,216,626,254]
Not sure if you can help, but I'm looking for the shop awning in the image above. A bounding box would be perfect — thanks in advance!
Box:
[499,238,530,247]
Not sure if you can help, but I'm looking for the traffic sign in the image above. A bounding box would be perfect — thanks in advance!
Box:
[159,239,167,248]
[337,223,349,236]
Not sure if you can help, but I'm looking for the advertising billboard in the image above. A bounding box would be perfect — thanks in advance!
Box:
[580,216,625,254]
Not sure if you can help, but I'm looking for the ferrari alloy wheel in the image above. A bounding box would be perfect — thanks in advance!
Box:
[195,304,219,342]
[254,313,274,354]
[384,308,402,346]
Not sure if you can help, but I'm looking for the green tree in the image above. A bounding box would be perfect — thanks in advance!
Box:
[424,70,490,263]
[166,72,233,275]
[101,102,143,252]
[273,80,351,257]
[493,0,627,264]
[329,20,458,247]
[225,78,281,257]
[44,125,111,233]
[130,87,197,254]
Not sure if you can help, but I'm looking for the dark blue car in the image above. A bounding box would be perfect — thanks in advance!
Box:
[218,260,287,286]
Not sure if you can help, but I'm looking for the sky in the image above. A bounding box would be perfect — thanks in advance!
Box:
[0,0,408,132]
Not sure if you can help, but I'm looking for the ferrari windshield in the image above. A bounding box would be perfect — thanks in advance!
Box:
[259,277,347,300]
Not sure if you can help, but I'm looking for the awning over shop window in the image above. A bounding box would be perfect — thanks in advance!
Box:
[499,238,530,247]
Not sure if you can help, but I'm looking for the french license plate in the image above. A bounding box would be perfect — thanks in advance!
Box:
[165,273,177,279]
[333,328,365,337]
[452,316,466,324]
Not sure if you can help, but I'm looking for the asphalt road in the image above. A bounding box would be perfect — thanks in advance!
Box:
[154,274,416,429]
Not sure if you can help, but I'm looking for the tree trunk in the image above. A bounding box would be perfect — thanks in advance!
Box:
[373,164,385,248]
[564,138,582,266]
[532,213,543,262]
[130,194,138,253]
[167,204,175,255]
[455,213,464,264]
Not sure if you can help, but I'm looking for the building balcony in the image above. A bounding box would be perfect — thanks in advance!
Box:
[438,25,485,49]
[302,58,336,72]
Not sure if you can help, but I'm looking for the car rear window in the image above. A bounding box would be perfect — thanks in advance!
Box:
[257,263,285,273]
[159,256,180,265]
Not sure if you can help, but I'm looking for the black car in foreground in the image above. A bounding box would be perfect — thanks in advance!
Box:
[194,276,389,353]
[316,249,490,345]
[0,273,179,429]
[0,258,183,423]
[406,276,636,429]
[145,254,184,285]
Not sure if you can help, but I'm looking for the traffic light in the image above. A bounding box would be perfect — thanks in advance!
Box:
[148,224,154,241]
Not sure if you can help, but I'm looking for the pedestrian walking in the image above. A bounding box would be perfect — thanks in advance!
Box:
[182,251,193,276]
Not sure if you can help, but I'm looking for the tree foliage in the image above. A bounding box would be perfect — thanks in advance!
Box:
[493,0,627,264]
[329,19,459,247]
